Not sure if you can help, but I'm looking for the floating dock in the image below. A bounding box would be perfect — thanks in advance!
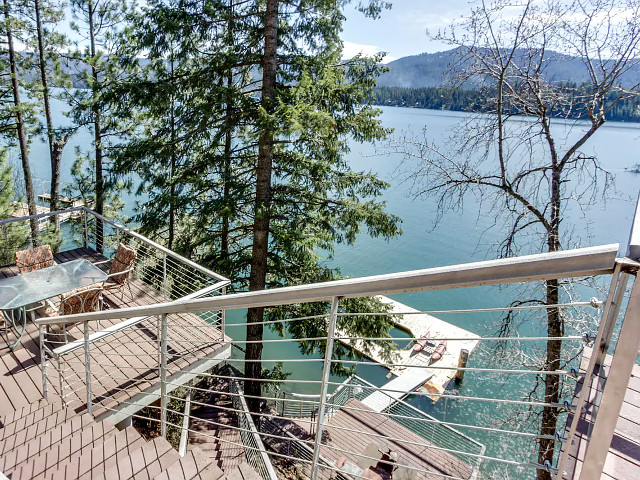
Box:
[11,196,83,230]
[337,295,480,406]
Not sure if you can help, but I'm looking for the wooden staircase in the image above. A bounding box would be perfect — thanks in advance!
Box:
[0,399,262,480]
[188,377,245,471]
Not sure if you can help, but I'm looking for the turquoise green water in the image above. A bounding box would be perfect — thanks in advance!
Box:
[13,103,640,477]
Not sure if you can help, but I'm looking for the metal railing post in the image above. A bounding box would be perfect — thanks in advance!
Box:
[84,322,93,416]
[554,264,626,479]
[310,296,340,480]
[163,254,168,299]
[116,227,121,248]
[39,325,48,401]
[160,313,168,438]
[2,224,8,261]
[221,286,227,334]
[587,270,630,438]
[57,356,65,406]
[178,380,192,456]
[83,210,88,248]
[579,273,640,480]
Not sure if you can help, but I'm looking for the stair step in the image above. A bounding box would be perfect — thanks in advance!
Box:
[0,399,62,439]
[224,463,263,480]
[0,408,87,457]
[5,418,117,478]
[0,413,93,473]
[93,436,180,480]
[48,425,146,480]
[0,399,47,429]
[153,447,224,480]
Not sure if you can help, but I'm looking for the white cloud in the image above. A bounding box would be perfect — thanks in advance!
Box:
[342,41,396,63]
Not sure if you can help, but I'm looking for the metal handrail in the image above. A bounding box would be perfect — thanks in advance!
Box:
[229,369,279,480]
[82,207,230,283]
[35,243,619,327]
[0,206,231,284]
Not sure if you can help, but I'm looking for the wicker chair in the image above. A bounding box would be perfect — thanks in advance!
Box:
[14,245,56,274]
[99,243,138,302]
[14,245,57,321]
[44,285,104,344]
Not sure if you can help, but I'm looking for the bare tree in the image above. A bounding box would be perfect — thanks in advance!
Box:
[394,1,640,478]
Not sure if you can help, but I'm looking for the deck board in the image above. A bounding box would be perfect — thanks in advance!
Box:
[561,347,640,480]
[0,247,229,422]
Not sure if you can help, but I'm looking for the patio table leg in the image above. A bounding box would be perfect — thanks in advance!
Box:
[6,307,26,350]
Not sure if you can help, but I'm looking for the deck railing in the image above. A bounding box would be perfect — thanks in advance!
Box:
[32,239,640,480]
[1,206,233,431]
[0,206,230,304]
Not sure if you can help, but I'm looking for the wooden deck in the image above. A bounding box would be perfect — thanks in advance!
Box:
[291,398,474,480]
[561,347,640,480]
[0,247,231,423]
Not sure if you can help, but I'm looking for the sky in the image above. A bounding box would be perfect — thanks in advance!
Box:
[341,1,475,62]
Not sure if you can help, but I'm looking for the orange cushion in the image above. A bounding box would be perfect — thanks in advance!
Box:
[15,245,55,274]
[60,285,103,315]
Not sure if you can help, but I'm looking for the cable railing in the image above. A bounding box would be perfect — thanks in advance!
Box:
[229,367,279,480]
[0,206,232,442]
[30,241,640,480]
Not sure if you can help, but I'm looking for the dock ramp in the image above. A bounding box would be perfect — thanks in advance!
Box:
[361,367,433,412]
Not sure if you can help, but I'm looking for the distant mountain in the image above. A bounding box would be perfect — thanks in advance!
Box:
[377,48,640,89]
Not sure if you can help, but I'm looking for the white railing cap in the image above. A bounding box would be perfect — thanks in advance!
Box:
[36,243,619,326]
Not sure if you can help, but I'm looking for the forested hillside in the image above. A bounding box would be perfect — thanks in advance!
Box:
[373,85,640,122]
[377,48,640,89]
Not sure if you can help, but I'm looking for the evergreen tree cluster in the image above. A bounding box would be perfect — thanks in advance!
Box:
[2,0,401,405]
[374,84,640,122]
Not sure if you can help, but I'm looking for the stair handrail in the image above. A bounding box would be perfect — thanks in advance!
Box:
[35,243,619,329]
[228,368,279,480]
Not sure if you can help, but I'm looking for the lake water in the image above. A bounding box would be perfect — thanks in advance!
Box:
[10,103,640,477]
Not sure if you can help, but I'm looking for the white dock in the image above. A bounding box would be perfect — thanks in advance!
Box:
[338,296,480,405]
[362,367,433,411]
[11,198,83,230]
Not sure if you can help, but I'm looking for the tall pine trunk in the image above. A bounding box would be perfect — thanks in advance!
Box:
[168,56,176,250]
[88,0,104,253]
[220,0,235,269]
[246,0,278,414]
[34,0,60,231]
[537,166,562,480]
[3,0,40,245]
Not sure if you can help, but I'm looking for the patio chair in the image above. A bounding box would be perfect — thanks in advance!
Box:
[14,245,56,274]
[96,243,138,302]
[14,245,58,320]
[43,285,104,343]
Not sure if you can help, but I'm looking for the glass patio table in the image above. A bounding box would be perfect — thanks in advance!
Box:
[0,259,108,349]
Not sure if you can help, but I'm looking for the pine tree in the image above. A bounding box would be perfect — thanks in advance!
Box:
[27,0,72,231]
[242,0,398,412]
[107,0,258,269]
[1,0,40,244]
[108,0,400,412]
[68,0,129,252]
[0,149,29,265]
